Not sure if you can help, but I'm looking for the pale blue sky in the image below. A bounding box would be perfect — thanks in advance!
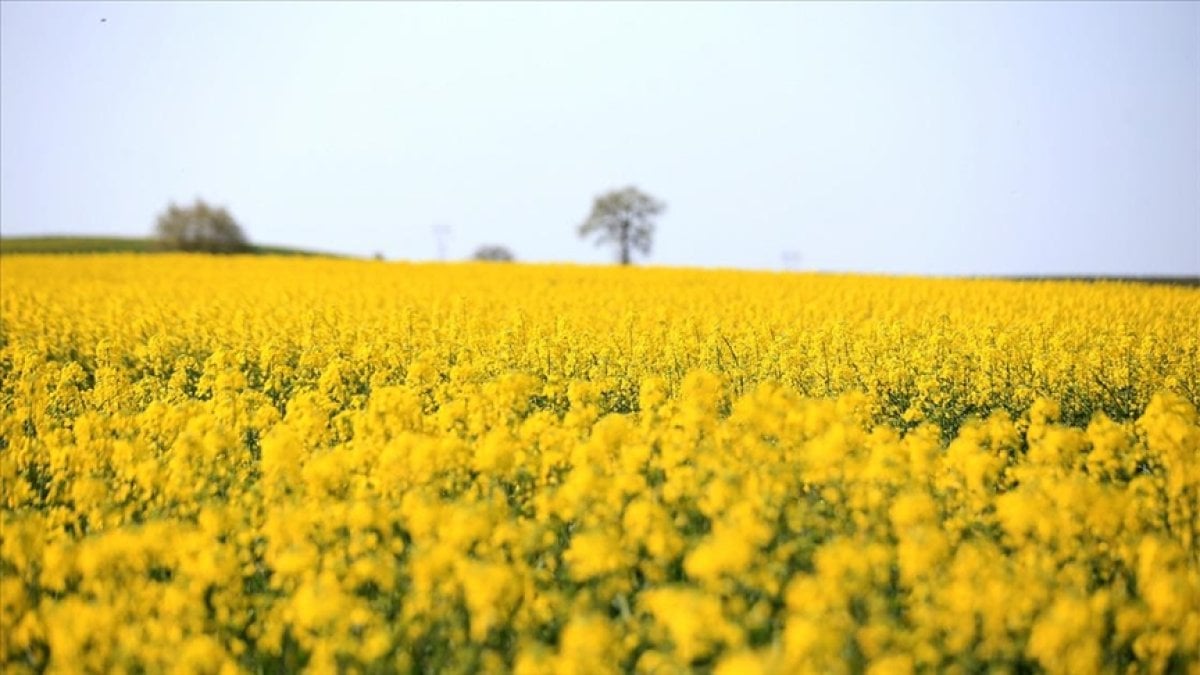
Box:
[2,1,1197,275]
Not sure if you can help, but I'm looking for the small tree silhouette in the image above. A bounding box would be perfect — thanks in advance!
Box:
[472,245,515,262]
[578,187,665,266]
[154,199,250,253]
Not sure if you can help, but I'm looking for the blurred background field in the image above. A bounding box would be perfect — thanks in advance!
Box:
[0,235,329,257]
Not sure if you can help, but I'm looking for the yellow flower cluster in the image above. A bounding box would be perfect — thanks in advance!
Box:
[1,255,1198,673]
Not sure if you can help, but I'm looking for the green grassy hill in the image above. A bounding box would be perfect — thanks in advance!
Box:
[0,235,335,257]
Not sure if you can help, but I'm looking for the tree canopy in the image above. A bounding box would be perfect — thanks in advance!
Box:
[154,200,249,253]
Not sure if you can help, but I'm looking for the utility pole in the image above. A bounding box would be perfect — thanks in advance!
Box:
[432,224,452,261]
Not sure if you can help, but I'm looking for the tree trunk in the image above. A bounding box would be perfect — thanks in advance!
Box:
[619,219,631,266]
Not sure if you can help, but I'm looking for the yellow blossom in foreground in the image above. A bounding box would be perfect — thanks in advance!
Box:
[1,255,1198,672]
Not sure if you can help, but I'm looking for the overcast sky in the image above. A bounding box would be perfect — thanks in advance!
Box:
[2,1,1197,275]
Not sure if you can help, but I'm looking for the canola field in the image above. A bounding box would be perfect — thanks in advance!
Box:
[2,255,1199,674]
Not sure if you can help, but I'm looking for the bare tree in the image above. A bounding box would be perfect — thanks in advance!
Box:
[154,199,249,253]
[578,187,665,266]
[472,245,515,262]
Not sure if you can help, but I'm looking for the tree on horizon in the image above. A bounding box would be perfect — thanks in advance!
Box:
[578,187,665,266]
[472,245,515,262]
[154,199,249,253]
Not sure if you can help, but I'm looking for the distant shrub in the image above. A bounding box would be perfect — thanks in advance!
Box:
[472,245,516,262]
[154,199,250,253]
